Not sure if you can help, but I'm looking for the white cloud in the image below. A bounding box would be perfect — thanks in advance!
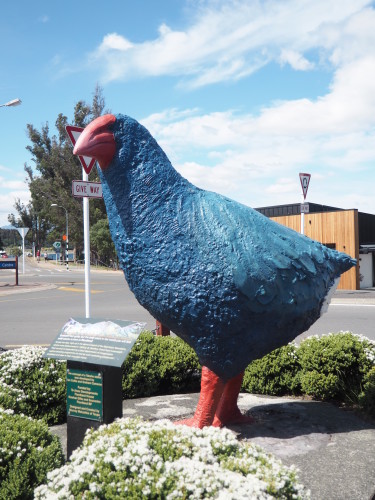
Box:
[87,0,372,87]
[0,176,30,227]
[59,0,375,216]
[139,30,375,214]
[279,49,314,71]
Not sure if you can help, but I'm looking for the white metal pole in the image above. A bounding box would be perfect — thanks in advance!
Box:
[300,194,305,235]
[83,169,91,318]
[22,234,25,274]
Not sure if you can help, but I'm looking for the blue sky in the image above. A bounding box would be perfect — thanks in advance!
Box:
[1,0,375,227]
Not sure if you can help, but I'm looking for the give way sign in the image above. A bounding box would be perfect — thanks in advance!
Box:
[299,173,311,200]
[66,125,96,175]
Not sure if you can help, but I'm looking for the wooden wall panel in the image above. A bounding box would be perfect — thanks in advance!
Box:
[269,210,359,290]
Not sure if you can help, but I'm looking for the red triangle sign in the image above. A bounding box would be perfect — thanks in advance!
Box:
[299,172,311,200]
[66,125,96,175]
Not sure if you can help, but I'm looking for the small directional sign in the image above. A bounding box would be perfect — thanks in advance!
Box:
[66,126,96,175]
[300,202,309,213]
[72,180,103,199]
[299,173,311,200]
[53,241,61,250]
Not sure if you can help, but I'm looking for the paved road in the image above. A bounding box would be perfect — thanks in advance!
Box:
[1,258,374,347]
[0,259,156,348]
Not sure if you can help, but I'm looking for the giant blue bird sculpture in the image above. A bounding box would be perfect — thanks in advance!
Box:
[74,114,356,428]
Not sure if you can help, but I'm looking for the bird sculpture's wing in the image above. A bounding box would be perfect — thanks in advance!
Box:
[185,189,348,314]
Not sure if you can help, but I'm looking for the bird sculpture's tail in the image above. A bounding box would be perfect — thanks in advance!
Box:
[320,250,356,315]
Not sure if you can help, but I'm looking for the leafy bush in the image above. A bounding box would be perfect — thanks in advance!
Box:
[122,332,201,398]
[243,344,301,396]
[297,333,374,403]
[243,332,375,417]
[0,346,66,425]
[5,246,22,257]
[358,367,375,416]
[34,417,309,499]
[0,408,65,499]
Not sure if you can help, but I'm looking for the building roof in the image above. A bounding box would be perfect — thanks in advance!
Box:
[255,202,343,218]
[255,202,375,251]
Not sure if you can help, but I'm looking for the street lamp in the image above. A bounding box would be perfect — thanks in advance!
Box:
[51,204,69,271]
[0,98,22,108]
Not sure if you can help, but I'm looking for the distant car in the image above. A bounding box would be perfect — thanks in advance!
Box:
[27,252,32,257]
[0,252,8,258]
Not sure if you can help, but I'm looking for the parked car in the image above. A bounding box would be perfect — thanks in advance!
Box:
[0,251,8,258]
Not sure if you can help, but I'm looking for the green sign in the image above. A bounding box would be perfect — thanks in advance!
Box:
[67,369,103,421]
[43,318,145,367]
[53,241,61,250]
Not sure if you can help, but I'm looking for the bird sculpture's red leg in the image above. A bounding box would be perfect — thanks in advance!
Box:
[212,371,255,428]
[174,366,225,428]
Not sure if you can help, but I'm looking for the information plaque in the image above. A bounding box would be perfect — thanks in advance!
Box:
[44,317,146,458]
[43,318,145,367]
[67,369,103,421]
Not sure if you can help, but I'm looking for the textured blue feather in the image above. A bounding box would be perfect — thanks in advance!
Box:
[98,114,356,380]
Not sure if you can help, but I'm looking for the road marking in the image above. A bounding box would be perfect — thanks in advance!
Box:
[330,303,375,307]
[58,286,103,294]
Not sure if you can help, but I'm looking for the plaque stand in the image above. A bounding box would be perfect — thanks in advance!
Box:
[67,360,122,458]
[43,317,145,459]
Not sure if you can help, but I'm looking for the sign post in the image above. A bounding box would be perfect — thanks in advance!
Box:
[66,126,97,318]
[299,173,311,235]
[0,257,18,285]
[43,318,145,457]
[16,227,29,274]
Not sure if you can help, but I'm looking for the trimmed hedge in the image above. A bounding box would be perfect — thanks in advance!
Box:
[122,332,201,398]
[243,343,300,396]
[1,332,374,424]
[243,332,375,417]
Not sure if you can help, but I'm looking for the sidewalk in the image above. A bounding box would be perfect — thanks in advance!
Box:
[50,392,375,500]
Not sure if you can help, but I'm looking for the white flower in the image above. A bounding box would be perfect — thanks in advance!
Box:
[35,417,309,499]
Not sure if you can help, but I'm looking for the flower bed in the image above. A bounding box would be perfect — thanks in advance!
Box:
[34,417,309,499]
[0,346,66,425]
[0,408,65,499]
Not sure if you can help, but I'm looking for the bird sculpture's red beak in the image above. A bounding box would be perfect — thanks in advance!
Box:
[73,114,116,170]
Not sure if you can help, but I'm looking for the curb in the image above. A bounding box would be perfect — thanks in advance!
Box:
[0,283,56,297]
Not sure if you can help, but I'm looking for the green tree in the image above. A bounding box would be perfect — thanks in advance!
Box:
[90,218,117,266]
[9,85,109,256]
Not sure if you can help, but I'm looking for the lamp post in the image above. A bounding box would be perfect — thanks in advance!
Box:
[51,204,69,270]
[0,98,22,108]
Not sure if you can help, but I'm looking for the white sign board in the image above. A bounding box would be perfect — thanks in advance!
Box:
[17,227,29,239]
[72,180,103,199]
[300,203,309,213]
[66,126,96,175]
[299,173,311,200]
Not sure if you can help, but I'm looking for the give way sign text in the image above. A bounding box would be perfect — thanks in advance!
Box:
[72,180,103,199]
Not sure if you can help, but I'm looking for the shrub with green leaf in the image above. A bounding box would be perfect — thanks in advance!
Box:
[0,346,66,425]
[297,333,374,403]
[34,417,309,499]
[358,366,375,416]
[242,332,375,418]
[122,332,201,398]
[243,344,301,396]
[0,408,65,499]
